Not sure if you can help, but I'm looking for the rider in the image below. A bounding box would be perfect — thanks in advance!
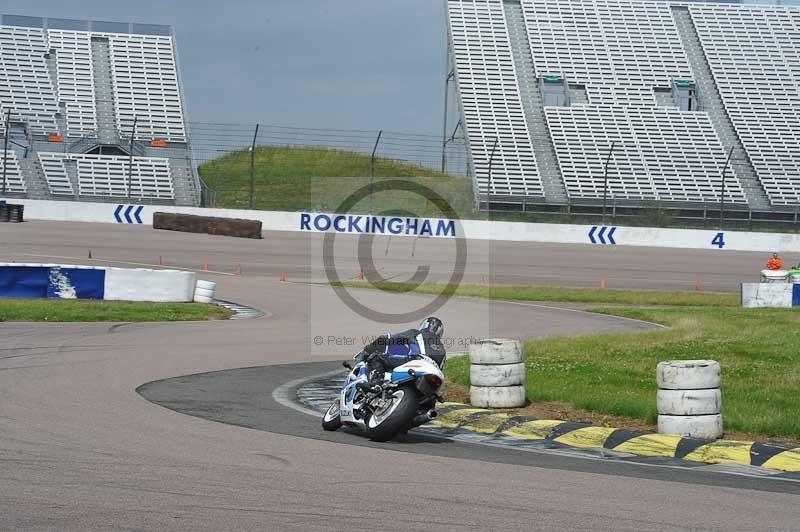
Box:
[354,317,446,391]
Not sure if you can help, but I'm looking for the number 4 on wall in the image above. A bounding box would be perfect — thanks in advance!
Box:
[712,232,726,249]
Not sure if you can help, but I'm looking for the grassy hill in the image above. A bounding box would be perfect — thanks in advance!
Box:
[198,146,476,217]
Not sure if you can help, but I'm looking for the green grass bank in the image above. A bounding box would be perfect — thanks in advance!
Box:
[0,299,231,322]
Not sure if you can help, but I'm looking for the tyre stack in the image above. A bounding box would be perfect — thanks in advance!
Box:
[469,339,526,408]
[0,203,23,223]
[657,360,722,439]
[194,280,217,303]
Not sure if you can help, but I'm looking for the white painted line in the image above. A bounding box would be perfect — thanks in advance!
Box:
[13,253,237,276]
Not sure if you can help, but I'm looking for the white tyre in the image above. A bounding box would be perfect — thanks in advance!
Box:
[469,339,523,365]
[657,360,720,390]
[470,385,526,408]
[194,287,215,297]
[470,363,525,387]
[658,414,723,440]
[194,294,214,304]
[196,280,217,290]
[657,388,721,416]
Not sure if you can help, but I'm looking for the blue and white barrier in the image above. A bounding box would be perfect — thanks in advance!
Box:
[0,263,196,302]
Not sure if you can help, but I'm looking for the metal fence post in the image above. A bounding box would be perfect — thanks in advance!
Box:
[2,108,11,196]
[249,123,259,209]
[127,115,138,200]
[487,136,499,190]
[601,141,616,225]
[719,146,733,230]
[369,130,382,215]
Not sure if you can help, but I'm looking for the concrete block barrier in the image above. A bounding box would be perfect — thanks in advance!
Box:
[105,268,195,302]
[469,339,525,408]
[657,360,722,439]
[741,283,796,308]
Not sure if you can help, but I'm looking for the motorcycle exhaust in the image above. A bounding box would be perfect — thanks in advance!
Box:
[410,409,438,428]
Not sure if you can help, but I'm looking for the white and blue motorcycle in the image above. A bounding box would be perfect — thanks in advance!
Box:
[321,354,445,442]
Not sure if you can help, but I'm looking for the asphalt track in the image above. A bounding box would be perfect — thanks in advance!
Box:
[1,221,799,531]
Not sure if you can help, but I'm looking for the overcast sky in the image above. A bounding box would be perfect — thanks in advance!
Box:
[11,1,447,133]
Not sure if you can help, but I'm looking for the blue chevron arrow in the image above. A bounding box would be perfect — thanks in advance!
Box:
[597,226,607,244]
[607,226,617,245]
[134,205,144,224]
[114,204,124,223]
[588,226,598,244]
[124,205,134,223]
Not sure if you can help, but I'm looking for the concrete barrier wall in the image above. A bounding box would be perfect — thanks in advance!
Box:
[5,197,800,253]
[741,283,798,308]
[104,268,196,302]
[0,263,195,302]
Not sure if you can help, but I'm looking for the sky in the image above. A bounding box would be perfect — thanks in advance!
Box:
[11,1,448,134]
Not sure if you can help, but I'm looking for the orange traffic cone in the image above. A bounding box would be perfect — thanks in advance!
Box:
[158,255,163,266]
[600,276,607,289]
[202,262,209,271]
[356,271,365,281]
[695,277,702,293]
[280,271,286,283]
[235,264,241,276]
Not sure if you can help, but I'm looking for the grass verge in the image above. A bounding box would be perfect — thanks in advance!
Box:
[0,299,232,322]
[341,281,798,441]
[198,146,474,215]
[334,281,739,307]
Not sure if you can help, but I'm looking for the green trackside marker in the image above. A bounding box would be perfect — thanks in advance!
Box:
[675,79,693,88]
[543,75,562,83]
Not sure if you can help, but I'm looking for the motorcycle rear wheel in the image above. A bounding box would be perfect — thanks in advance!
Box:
[322,400,342,431]
[365,388,417,442]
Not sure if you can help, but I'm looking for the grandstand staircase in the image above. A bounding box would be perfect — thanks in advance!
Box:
[17,154,50,200]
[503,0,568,203]
[672,6,770,210]
[169,156,199,206]
[90,37,120,146]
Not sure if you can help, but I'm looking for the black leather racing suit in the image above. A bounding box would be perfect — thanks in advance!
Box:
[357,329,446,383]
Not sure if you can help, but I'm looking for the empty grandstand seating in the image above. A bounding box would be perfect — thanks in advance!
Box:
[585,85,658,107]
[0,14,196,205]
[107,34,187,142]
[445,0,786,206]
[37,152,174,199]
[520,0,692,87]
[47,29,97,137]
[447,0,543,196]
[36,152,73,195]
[690,4,800,206]
[0,151,27,193]
[545,106,746,202]
[0,26,59,135]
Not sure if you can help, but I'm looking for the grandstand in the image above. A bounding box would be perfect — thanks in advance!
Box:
[0,14,197,206]
[445,0,800,212]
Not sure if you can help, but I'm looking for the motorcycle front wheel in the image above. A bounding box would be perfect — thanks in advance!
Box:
[365,387,417,442]
[321,399,342,431]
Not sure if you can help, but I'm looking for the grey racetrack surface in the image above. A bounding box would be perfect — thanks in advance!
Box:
[1,221,798,531]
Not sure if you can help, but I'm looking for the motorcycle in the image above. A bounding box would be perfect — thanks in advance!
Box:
[321,354,445,442]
